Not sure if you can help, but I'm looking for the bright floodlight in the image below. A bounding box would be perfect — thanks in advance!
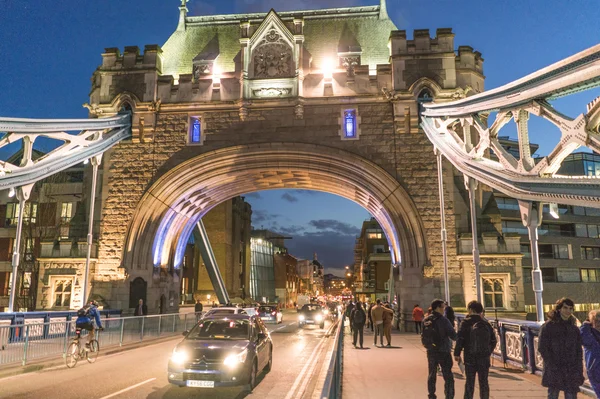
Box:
[322,58,334,80]
[213,65,222,84]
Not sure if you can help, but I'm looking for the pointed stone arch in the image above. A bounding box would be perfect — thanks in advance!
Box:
[122,143,430,282]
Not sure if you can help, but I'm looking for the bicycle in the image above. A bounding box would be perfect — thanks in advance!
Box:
[65,327,101,368]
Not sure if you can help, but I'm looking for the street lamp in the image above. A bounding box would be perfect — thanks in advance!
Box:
[207,294,211,301]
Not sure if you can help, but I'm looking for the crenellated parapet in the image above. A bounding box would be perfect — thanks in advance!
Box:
[388,28,483,133]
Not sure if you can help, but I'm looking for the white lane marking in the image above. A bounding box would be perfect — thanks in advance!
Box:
[293,338,328,399]
[283,335,328,399]
[97,378,156,399]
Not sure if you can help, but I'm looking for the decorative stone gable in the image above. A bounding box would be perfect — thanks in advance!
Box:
[241,10,301,99]
[251,29,294,79]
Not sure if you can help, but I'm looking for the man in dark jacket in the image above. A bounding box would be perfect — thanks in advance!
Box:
[350,301,367,348]
[538,297,584,399]
[454,300,497,399]
[424,299,457,399]
[345,301,355,333]
[134,298,148,316]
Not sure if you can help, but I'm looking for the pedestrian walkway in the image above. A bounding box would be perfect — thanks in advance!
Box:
[342,326,548,398]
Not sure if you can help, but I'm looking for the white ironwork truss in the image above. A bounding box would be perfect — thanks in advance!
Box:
[0,113,131,190]
[422,44,600,208]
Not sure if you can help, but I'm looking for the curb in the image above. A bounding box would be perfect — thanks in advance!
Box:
[0,334,182,380]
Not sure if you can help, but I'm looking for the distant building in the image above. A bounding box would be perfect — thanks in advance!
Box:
[273,248,298,308]
[184,196,252,305]
[353,218,392,303]
[324,273,346,296]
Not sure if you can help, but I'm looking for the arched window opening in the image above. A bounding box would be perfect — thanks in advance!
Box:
[483,278,504,308]
[417,89,433,124]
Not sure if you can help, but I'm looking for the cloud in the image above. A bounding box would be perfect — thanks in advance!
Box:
[243,192,262,199]
[308,219,360,236]
[285,232,355,270]
[273,225,306,236]
[252,209,280,224]
[281,193,299,203]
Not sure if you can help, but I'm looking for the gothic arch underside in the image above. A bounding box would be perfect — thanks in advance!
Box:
[123,143,429,275]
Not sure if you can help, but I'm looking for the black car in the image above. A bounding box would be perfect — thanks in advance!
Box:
[168,314,273,391]
[258,304,282,324]
[298,304,325,329]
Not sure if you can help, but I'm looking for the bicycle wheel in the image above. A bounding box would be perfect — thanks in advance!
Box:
[86,339,100,363]
[65,342,79,368]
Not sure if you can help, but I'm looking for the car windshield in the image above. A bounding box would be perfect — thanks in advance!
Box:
[186,319,249,340]
[259,306,275,313]
[301,305,321,312]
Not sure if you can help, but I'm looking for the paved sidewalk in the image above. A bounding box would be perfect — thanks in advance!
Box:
[342,326,548,398]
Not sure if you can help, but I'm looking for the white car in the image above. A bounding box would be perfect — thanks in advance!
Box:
[243,307,258,317]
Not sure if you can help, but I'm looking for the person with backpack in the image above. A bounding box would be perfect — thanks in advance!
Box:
[351,301,367,348]
[75,300,104,348]
[422,299,457,399]
[581,309,600,398]
[454,300,497,399]
[538,297,584,399]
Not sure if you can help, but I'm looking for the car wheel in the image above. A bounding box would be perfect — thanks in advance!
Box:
[265,345,273,372]
[247,360,257,392]
[320,322,325,329]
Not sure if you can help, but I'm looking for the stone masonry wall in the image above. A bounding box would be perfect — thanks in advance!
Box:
[98,100,459,311]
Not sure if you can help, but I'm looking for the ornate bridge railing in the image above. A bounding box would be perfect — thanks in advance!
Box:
[421,44,600,322]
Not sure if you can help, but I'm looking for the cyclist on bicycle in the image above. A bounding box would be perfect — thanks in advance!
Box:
[75,300,104,347]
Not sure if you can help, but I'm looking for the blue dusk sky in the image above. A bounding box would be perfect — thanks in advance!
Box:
[1,1,598,275]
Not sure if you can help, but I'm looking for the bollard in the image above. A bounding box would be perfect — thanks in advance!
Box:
[22,325,30,366]
[119,318,125,347]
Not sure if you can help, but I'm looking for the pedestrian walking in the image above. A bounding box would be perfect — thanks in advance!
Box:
[454,300,496,399]
[383,303,393,347]
[444,302,456,328]
[371,299,393,347]
[368,301,375,332]
[422,299,457,399]
[538,297,584,399]
[345,301,355,333]
[413,304,425,334]
[351,302,367,348]
[581,309,600,398]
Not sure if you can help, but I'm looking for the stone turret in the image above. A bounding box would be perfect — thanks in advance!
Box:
[389,28,483,94]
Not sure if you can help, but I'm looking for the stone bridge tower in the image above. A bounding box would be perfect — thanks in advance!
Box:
[87,1,483,314]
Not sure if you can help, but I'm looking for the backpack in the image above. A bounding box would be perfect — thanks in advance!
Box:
[353,308,366,325]
[469,320,492,357]
[421,314,443,350]
[77,306,89,317]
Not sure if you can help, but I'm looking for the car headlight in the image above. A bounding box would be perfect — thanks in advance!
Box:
[170,349,189,365]
[299,315,305,321]
[315,314,323,322]
[223,349,248,368]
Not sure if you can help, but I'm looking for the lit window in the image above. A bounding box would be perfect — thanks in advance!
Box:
[581,268,600,282]
[61,202,74,223]
[52,278,73,308]
[189,116,202,144]
[344,110,356,138]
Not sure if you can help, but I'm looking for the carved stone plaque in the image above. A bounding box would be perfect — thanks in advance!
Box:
[252,29,294,79]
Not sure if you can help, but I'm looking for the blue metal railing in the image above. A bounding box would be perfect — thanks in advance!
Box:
[319,315,344,399]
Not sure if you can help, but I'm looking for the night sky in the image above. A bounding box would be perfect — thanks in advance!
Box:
[1,1,598,276]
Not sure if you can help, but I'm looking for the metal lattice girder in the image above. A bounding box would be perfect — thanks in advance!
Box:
[196,220,230,305]
[422,44,600,208]
[0,113,131,190]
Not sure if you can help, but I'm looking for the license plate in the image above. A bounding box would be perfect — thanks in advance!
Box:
[186,380,214,388]
[261,317,272,321]
[306,320,314,324]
